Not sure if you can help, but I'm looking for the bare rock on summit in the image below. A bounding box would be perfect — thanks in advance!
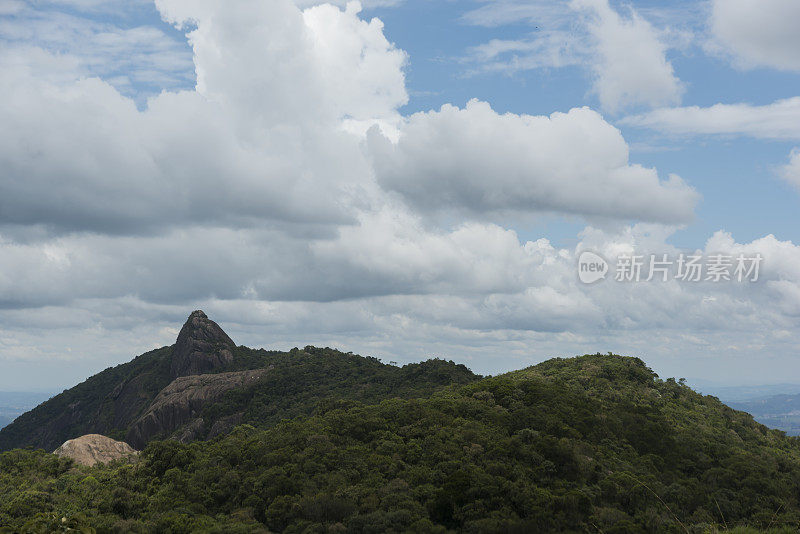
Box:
[0,310,243,453]
[170,310,236,378]
[53,434,138,467]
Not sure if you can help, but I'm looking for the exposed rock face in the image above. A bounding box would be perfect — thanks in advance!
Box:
[0,310,247,453]
[126,368,268,449]
[53,434,138,466]
[172,418,205,443]
[170,310,236,378]
[102,371,169,430]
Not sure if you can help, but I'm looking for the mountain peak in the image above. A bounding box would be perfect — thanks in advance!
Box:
[170,310,236,378]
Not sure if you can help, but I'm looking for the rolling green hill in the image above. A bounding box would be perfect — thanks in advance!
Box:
[2,351,800,532]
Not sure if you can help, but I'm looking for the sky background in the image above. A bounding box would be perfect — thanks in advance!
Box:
[0,0,798,391]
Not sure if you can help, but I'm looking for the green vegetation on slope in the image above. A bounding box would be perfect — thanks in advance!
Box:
[198,346,478,438]
[0,346,175,452]
[2,354,799,533]
[0,345,478,452]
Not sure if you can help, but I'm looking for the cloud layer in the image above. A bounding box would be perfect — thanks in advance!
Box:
[0,0,797,389]
[621,97,800,140]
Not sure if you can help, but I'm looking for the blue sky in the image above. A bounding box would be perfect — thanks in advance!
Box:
[378,0,800,247]
[0,0,799,390]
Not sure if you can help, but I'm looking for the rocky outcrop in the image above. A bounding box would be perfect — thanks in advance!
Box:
[172,418,206,443]
[170,310,236,378]
[53,434,138,466]
[0,311,246,453]
[101,371,169,430]
[126,368,268,449]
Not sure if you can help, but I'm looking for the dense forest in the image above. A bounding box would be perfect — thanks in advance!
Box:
[2,352,800,533]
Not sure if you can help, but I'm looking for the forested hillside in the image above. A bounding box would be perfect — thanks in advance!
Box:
[0,345,477,453]
[0,345,175,452]
[0,312,478,452]
[2,353,799,533]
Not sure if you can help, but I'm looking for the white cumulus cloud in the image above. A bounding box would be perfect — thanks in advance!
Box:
[369,99,698,224]
[571,0,683,113]
[709,0,800,72]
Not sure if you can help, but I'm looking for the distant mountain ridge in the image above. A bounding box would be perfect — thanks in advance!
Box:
[0,392,55,431]
[691,380,800,403]
[728,393,800,435]
[0,311,478,452]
